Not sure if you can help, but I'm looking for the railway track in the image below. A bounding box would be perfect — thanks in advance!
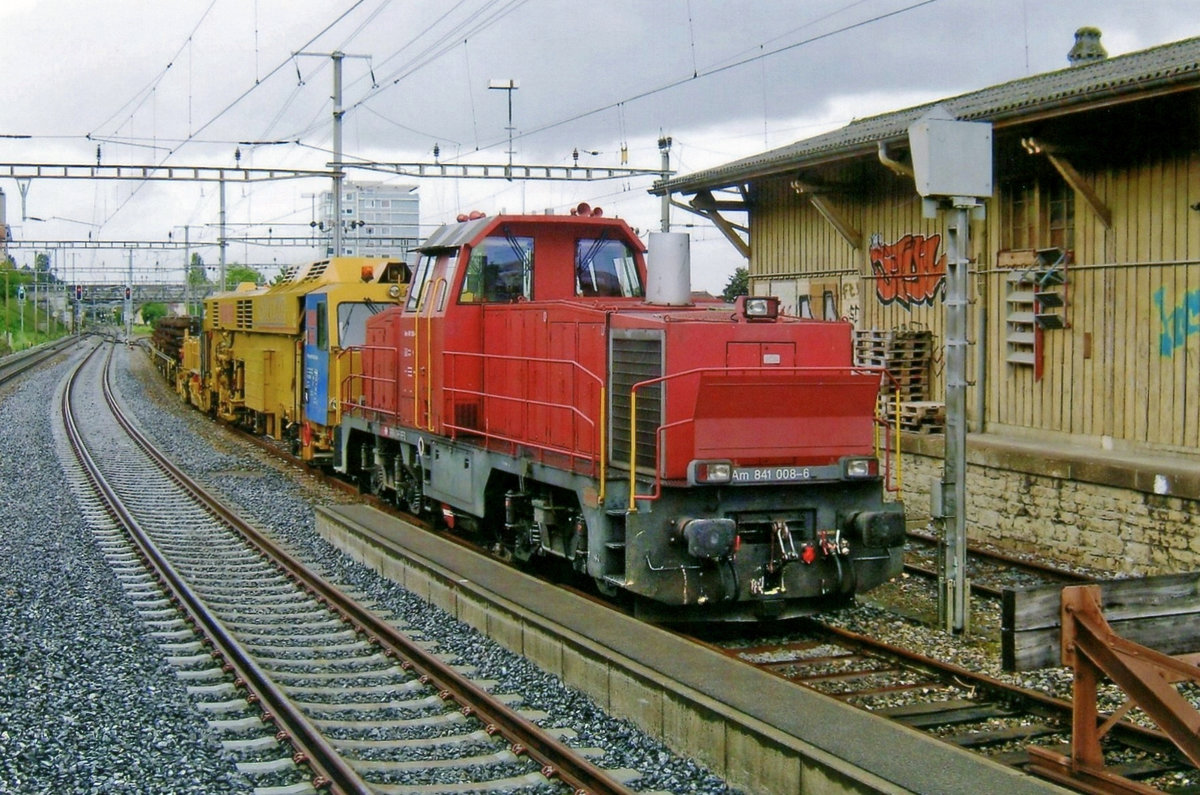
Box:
[903,530,1094,599]
[704,617,1197,793]
[129,340,1199,792]
[0,334,84,385]
[61,341,637,794]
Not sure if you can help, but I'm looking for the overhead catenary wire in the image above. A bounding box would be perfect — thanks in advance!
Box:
[94,2,370,233]
[87,0,219,139]
[466,0,940,156]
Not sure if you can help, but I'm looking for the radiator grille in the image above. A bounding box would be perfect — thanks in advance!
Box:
[235,299,253,329]
[610,332,663,471]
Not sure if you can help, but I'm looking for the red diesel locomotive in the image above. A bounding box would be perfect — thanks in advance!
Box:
[335,207,905,620]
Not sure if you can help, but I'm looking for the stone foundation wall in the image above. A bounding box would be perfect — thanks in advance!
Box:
[898,440,1200,576]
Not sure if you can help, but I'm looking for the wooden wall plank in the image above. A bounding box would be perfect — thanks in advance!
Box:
[1002,572,1200,672]
[747,153,1200,452]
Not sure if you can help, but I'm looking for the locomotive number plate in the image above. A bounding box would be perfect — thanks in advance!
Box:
[731,466,814,483]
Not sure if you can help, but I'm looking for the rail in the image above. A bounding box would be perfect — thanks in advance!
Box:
[87,342,634,795]
[626,365,903,511]
[67,345,369,793]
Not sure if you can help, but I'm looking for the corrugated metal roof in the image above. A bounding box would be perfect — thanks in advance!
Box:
[658,35,1200,195]
[419,216,493,251]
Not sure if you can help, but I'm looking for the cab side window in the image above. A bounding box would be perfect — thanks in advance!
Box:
[461,235,534,303]
[405,254,436,312]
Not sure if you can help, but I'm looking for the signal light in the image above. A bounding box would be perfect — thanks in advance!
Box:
[124,286,131,300]
[75,284,83,300]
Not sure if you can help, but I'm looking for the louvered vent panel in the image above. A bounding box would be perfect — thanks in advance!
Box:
[610,332,663,471]
[236,299,253,329]
[302,261,329,282]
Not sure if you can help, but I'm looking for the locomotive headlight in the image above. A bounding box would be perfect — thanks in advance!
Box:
[388,284,402,299]
[843,457,877,478]
[742,295,779,320]
[688,460,733,485]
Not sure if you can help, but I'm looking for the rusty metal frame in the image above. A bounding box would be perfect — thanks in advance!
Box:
[1027,584,1200,793]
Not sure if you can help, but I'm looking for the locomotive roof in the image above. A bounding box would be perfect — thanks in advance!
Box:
[416,213,640,253]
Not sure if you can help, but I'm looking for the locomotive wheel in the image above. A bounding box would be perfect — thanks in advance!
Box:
[368,465,386,496]
[593,577,620,598]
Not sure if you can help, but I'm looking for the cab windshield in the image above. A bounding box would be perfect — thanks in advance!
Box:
[576,237,642,297]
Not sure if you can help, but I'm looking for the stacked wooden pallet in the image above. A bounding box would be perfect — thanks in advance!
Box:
[854,329,933,402]
[897,401,946,434]
[855,328,945,433]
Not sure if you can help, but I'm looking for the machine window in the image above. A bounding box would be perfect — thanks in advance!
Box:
[337,302,376,348]
[461,234,534,303]
[315,301,328,349]
[576,238,642,297]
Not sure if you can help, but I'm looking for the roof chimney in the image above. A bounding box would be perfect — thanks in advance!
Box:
[1067,27,1107,65]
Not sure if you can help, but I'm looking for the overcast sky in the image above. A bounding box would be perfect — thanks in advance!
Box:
[3,0,1199,291]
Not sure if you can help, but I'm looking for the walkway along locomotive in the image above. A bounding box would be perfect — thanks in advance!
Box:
[334,208,906,620]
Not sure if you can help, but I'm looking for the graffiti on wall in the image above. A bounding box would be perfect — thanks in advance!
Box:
[840,280,861,326]
[868,232,946,308]
[1154,286,1200,356]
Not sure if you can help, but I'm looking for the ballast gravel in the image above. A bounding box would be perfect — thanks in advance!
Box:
[0,340,734,794]
[110,346,737,793]
[0,344,248,794]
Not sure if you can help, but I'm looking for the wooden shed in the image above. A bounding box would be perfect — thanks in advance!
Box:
[654,32,1200,574]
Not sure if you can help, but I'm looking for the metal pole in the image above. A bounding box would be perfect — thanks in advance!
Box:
[219,179,227,290]
[183,226,190,316]
[506,86,514,177]
[332,51,344,258]
[126,249,134,339]
[658,136,672,233]
[939,201,973,634]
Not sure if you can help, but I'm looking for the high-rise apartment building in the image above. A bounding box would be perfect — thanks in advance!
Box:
[319,181,420,257]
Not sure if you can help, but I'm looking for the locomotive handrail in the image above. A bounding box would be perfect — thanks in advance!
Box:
[442,350,607,501]
[339,343,402,418]
[626,364,903,511]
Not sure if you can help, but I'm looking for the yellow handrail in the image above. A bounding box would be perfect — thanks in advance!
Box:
[598,385,607,504]
[627,389,638,511]
[425,278,445,432]
[411,300,420,427]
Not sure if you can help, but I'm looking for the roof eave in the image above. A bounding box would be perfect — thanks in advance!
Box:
[653,62,1200,197]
